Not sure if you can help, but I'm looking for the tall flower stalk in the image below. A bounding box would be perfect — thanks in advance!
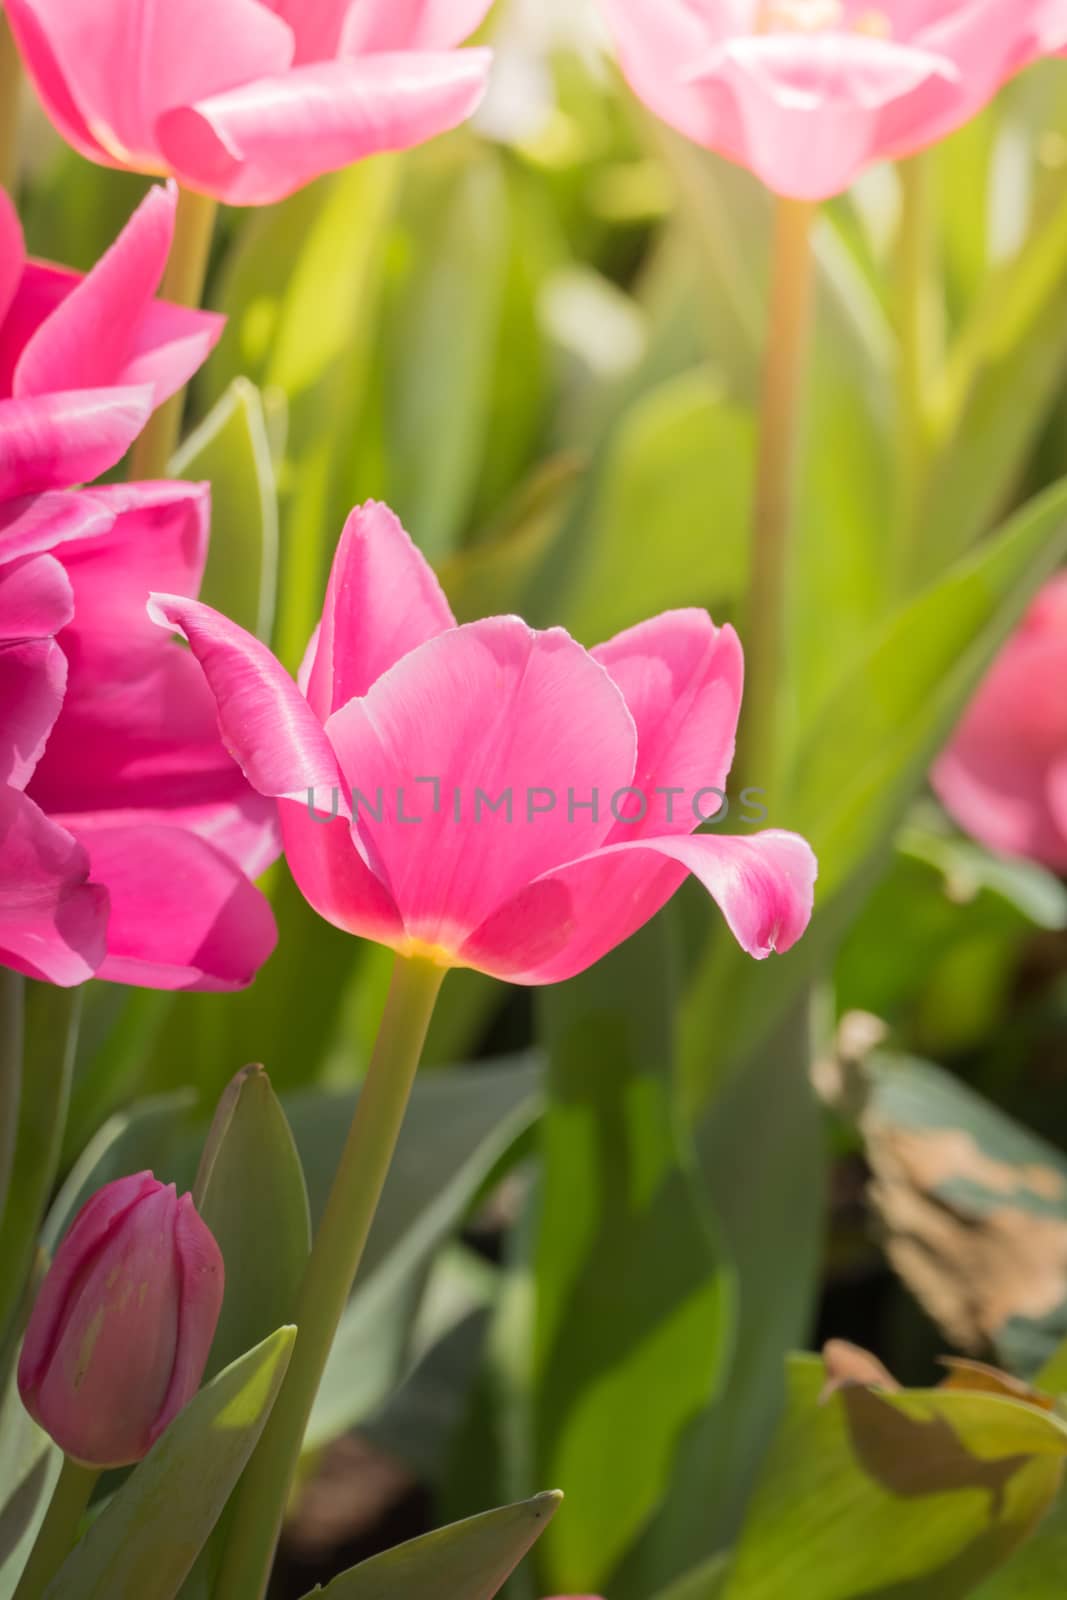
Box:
[738,197,816,797]
[215,953,446,1599]
[128,188,218,479]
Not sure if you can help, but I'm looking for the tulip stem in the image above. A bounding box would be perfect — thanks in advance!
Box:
[0,7,21,195]
[894,152,939,586]
[738,196,816,799]
[128,186,218,481]
[13,1457,99,1599]
[215,953,447,1600]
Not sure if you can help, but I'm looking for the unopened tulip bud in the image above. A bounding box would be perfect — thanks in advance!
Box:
[18,1173,224,1468]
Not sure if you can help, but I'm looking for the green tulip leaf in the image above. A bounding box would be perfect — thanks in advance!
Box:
[0,1356,60,1600]
[195,1066,311,1381]
[43,1091,197,1256]
[298,1057,542,1450]
[722,1355,1067,1600]
[44,1326,295,1600]
[652,1553,732,1600]
[303,1491,562,1600]
[0,988,81,1358]
[622,992,824,1595]
[531,920,735,1595]
[173,377,279,642]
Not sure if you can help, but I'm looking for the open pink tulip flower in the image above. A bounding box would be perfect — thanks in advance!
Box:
[0,180,222,499]
[600,0,1067,201]
[933,575,1067,871]
[18,1173,224,1468]
[5,0,495,206]
[150,502,816,986]
[0,482,280,990]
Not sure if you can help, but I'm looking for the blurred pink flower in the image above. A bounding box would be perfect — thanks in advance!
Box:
[151,501,817,985]
[933,574,1067,871]
[5,0,494,206]
[19,1173,223,1467]
[0,180,222,498]
[599,0,1067,201]
[0,186,277,988]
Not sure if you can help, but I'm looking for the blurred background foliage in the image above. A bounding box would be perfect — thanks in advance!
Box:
[9,4,1067,1596]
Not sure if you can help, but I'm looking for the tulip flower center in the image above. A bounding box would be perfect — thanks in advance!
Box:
[755,1,892,35]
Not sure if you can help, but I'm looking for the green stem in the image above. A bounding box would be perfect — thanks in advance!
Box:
[0,970,23,1232]
[0,7,21,196]
[13,1457,99,1599]
[128,186,218,481]
[894,153,939,585]
[215,954,447,1600]
[738,196,816,801]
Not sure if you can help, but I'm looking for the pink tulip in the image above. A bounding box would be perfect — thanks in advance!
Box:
[150,502,816,985]
[18,1173,224,1468]
[933,575,1067,870]
[0,483,280,990]
[6,0,494,206]
[0,185,277,989]
[599,1,1067,201]
[0,181,222,497]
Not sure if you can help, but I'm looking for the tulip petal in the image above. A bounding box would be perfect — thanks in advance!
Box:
[340,0,496,53]
[0,785,108,985]
[0,386,153,498]
[147,593,344,804]
[0,259,74,394]
[17,1172,158,1395]
[32,1182,182,1465]
[4,0,294,172]
[933,624,1067,870]
[279,797,405,949]
[0,489,115,561]
[157,50,493,206]
[1,0,113,167]
[685,32,957,202]
[27,481,278,879]
[461,829,817,984]
[593,610,743,840]
[304,500,455,719]
[0,188,25,330]
[152,1194,225,1444]
[70,820,277,991]
[14,184,224,408]
[0,549,73,640]
[325,618,637,949]
[0,637,68,787]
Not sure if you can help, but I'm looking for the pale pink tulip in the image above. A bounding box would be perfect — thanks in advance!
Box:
[0,181,222,497]
[151,502,816,984]
[5,0,494,206]
[933,575,1067,870]
[600,1,1067,201]
[19,1173,223,1467]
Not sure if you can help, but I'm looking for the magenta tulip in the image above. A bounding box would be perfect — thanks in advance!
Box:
[933,575,1067,870]
[5,0,494,206]
[18,1174,223,1468]
[150,502,816,985]
[600,0,1067,202]
[13,483,280,990]
[0,181,222,497]
[0,185,277,989]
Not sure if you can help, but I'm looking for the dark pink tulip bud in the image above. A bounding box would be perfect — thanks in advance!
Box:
[18,1172,224,1467]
